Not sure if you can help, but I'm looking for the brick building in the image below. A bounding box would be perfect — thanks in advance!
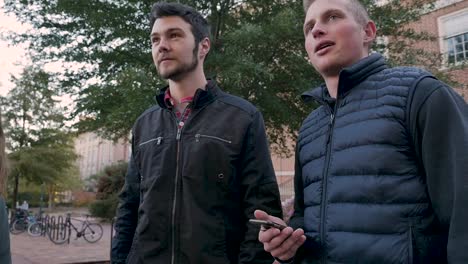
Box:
[272,153,295,201]
[407,0,468,99]
[74,132,130,180]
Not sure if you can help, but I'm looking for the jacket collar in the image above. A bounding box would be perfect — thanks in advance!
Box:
[302,53,388,105]
[155,79,218,110]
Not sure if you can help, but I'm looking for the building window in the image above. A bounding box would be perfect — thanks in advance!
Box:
[438,8,468,66]
[446,32,468,64]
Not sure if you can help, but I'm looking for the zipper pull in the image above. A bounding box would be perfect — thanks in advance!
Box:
[176,128,181,141]
[157,137,162,145]
[195,134,200,142]
[327,114,334,144]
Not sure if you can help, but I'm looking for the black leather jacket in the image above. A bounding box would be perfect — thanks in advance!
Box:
[111,80,282,264]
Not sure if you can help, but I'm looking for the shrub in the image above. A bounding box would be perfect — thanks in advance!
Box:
[72,191,96,207]
[89,195,118,220]
[95,162,126,200]
[89,162,127,220]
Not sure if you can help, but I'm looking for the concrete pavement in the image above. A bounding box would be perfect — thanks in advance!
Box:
[10,217,112,264]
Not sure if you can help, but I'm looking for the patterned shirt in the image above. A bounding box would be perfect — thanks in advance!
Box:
[164,89,193,129]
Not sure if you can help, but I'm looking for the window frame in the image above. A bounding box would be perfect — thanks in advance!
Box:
[438,7,468,67]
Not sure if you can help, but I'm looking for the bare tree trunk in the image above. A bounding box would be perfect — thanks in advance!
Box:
[48,185,55,210]
[12,172,19,217]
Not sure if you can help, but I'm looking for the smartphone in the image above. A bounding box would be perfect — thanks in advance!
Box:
[249,219,286,230]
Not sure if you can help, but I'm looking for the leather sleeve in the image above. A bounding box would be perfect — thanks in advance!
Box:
[111,139,141,264]
[238,111,283,264]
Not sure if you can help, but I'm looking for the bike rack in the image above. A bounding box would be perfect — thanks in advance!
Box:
[47,215,71,244]
[42,215,49,236]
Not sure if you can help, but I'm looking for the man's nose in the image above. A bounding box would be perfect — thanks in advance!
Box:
[158,38,170,52]
[312,24,326,39]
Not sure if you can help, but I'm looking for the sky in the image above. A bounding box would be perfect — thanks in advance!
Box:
[0,0,75,112]
[0,0,32,96]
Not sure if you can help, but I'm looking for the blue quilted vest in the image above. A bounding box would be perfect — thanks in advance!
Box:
[297,54,447,263]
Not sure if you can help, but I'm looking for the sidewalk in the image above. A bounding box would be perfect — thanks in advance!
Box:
[10,217,112,264]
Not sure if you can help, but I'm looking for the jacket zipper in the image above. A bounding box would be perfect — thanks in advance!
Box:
[320,102,338,263]
[138,136,163,147]
[171,112,181,264]
[195,134,232,144]
[169,104,209,264]
[139,137,163,181]
[171,132,180,264]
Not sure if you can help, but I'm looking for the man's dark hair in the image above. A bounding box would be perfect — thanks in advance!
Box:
[149,2,211,44]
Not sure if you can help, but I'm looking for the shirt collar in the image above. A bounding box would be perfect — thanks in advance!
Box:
[163,89,194,109]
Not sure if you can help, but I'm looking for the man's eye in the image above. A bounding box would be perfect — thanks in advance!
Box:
[170,33,179,38]
[151,38,160,44]
[329,15,338,21]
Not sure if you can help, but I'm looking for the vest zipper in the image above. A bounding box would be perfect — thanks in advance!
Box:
[326,114,334,144]
[320,103,337,263]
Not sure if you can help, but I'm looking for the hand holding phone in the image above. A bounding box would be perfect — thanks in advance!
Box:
[249,219,286,230]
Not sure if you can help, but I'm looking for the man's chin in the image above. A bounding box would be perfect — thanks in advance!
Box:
[162,71,185,82]
[158,69,177,80]
[315,62,344,77]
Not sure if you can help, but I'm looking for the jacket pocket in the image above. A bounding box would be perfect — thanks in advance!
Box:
[135,136,167,190]
[195,134,232,144]
[187,133,236,199]
[138,136,164,147]
[408,216,447,264]
[211,211,228,258]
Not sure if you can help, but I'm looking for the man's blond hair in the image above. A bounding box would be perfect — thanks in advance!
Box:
[303,0,371,26]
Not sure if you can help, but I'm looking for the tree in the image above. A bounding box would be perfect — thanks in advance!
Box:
[3,0,440,156]
[7,132,81,209]
[0,66,79,209]
[89,162,127,220]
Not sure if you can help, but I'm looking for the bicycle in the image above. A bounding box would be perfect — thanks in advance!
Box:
[48,213,103,244]
[10,209,40,235]
[27,218,46,237]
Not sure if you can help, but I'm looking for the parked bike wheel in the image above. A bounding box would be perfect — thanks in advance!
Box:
[83,223,103,243]
[28,222,44,237]
[10,219,28,234]
[48,223,68,244]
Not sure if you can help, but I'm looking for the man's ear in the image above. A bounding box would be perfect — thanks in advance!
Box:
[363,20,377,46]
[199,38,211,59]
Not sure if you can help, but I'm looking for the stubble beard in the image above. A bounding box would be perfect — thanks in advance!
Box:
[158,46,199,82]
